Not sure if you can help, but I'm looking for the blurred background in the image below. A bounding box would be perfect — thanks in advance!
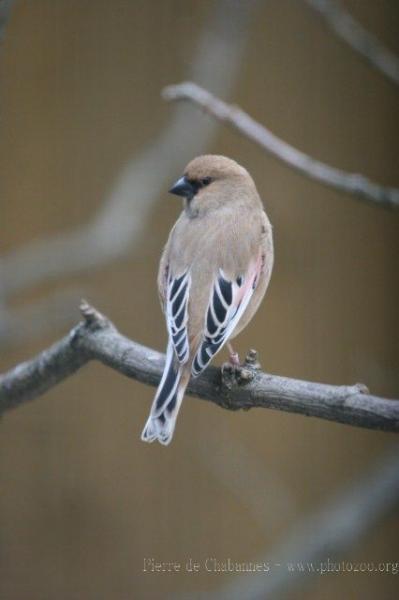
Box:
[0,1,398,598]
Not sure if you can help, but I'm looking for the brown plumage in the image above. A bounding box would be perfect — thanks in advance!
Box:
[141,155,273,445]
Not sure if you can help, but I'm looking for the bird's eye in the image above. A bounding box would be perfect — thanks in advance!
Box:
[201,177,212,186]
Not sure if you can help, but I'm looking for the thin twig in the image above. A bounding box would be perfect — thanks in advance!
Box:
[162,82,399,210]
[305,0,399,86]
[1,303,398,433]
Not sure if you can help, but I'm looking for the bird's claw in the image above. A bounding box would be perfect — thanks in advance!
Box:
[229,351,241,366]
[221,348,261,389]
[219,361,255,410]
[221,361,255,389]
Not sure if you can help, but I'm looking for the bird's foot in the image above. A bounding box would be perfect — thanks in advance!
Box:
[221,348,261,390]
[229,350,241,366]
[227,342,240,367]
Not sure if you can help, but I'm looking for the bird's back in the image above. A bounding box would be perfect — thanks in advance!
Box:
[161,201,271,352]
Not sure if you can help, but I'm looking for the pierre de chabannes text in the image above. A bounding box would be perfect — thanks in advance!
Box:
[143,557,399,575]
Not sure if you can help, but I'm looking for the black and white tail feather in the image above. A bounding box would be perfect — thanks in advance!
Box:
[141,340,187,445]
[141,270,191,445]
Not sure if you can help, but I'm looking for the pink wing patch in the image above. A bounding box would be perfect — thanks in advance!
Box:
[192,252,262,377]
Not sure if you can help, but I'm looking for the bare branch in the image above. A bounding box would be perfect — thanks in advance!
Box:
[305,0,399,87]
[0,0,258,301]
[162,82,399,211]
[202,445,399,600]
[1,303,398,432]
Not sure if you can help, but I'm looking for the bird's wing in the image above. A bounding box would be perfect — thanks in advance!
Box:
[192,252,262,377]
[165,269,191,364]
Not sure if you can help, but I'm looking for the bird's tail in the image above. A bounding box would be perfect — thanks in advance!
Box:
[141,341,189,445]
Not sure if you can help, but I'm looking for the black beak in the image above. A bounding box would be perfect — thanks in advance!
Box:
[169,176,195,200]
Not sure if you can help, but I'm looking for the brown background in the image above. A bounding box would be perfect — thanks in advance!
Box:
[1,1,398,598]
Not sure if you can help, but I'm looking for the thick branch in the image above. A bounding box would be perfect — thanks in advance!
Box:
[162,82,399,211]
[1,303,398,432]
[305,0,399,87]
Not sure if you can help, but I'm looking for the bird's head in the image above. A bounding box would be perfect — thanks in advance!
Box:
[169,155,254,215]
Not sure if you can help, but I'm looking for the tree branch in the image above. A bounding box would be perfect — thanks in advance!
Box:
[162,82,399,211]
[305,0,399,87]
[1,303,398,432]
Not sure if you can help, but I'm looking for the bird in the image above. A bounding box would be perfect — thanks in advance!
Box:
[141,155,274,445]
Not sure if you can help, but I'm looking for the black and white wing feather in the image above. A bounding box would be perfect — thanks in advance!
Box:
[191,267,257,377]
[165,270,191,364]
